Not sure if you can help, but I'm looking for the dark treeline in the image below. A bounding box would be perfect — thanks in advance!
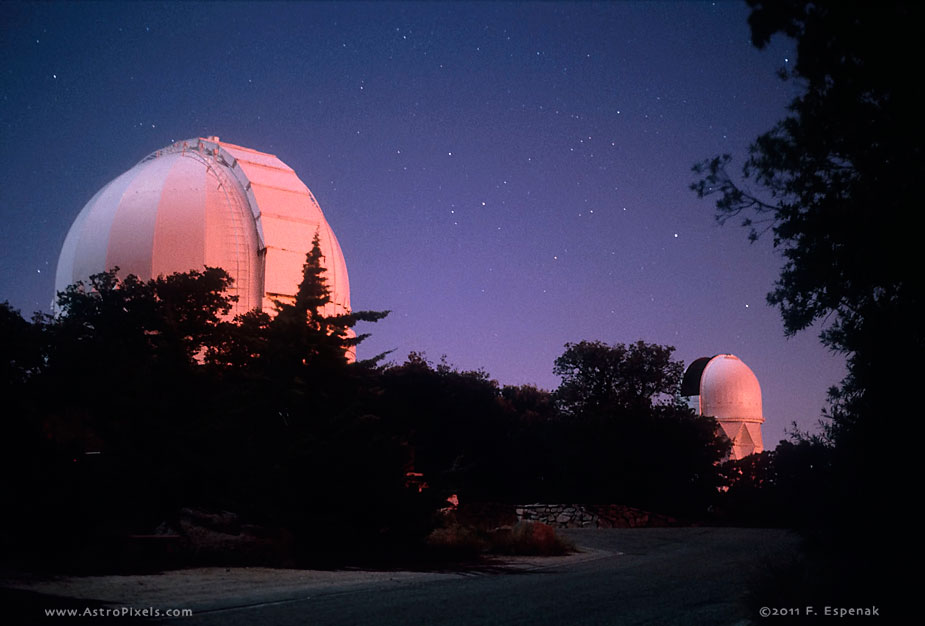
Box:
[1,236,751,570]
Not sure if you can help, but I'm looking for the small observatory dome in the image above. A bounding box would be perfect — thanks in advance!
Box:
[55,137,350,320]
[681,354,764,459]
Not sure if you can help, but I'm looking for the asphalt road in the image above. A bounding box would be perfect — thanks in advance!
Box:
[155,528,801,626]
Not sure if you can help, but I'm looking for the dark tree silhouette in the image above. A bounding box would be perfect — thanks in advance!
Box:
[270,234,386,368]
[553,340,684,417]
[691,0,919,608]
[1,303,49,561]
[550,341,728,515]
[378,353,505,500]
[690,0,924,416]
[717,436,834,528]
[0,268,240,566]
[1,301,44,388]
[213,234,388,376]
[2,245,405,569]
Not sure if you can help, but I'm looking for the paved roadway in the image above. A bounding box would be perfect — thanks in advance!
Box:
[157,528,801,626]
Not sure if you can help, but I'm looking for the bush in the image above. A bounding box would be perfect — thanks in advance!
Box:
[425,520,575,559]
[492,521,575,556]
[425,524,489,560]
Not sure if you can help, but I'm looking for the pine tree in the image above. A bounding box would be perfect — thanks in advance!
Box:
[269,232,389,375]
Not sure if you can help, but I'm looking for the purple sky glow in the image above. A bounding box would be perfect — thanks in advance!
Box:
[0,1,847,446]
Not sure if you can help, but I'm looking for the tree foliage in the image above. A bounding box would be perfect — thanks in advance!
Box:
[267,233,389,371]
[3,239,733,567]
[378,353,505,499]
[551,340,728,514]
[2,239,402,568]
[50,266,235,372]
[691,0,918,606]
[553,340,684,417]
[1,301,43,388]
[691,2,924,375]
[375,345,728,516]
[716,436,833,527]
[691,0,925,453]
[212,234,389,375]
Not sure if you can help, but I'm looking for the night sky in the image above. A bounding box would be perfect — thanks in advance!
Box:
[1,1,846,446]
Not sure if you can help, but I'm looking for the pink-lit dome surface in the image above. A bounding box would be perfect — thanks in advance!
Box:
[55,137,350,319]
[698,354,763,423]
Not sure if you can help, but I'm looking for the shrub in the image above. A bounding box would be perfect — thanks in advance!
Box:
[491,521,575,556]
[425,523,488,560]
[425,520,575,559]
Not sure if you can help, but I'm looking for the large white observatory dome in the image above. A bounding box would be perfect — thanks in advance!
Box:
[681,354,764,459]
[55,137,350,319]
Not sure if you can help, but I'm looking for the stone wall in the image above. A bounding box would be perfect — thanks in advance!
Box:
[515,503,678,528]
